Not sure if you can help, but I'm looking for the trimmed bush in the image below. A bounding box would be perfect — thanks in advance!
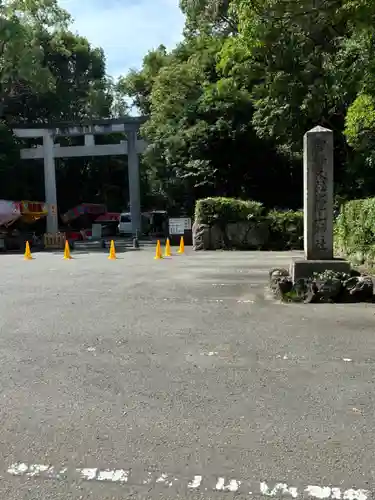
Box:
[334,197,375,264]
[195,197,264,225]
[194,197,304,251]
[268,210,303,250]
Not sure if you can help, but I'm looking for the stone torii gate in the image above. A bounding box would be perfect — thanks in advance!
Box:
[12,117,146,235]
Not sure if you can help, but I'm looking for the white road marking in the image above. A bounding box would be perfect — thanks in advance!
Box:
[97,469,129,482]
[155,473,168,483]
[215,477,225,490]
[215,477,241,491]
[7,463,28,475]
[51,467,67,479]
[225,479,241,492]
[27,464,50,477]
[143,472,152,484]
[188,475,202,489]
[155,473,173,486]
[344,489,369,500]
[305,486,332,499]
[331,488,341,499]
[261,482,298,498]
[343,358,352,362]
[77,468,97,480]
[306,486,368,500]
[6,463,370,499]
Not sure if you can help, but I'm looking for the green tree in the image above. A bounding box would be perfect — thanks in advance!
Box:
[5,31,111,123]
[0,0,72,114]
[179,0,237,34]
[117,46,169,115]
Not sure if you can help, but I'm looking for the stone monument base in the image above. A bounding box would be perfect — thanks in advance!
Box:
[290,258,351,282]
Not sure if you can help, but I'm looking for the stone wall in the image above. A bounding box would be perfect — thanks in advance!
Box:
[193,221,269,250]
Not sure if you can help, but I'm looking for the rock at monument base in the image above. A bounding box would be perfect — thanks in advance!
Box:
[269,268,293,299]
[340,275,374,302]
[290,258,351,282]
[304,277,342,303]
[269,265,374,303]
[269,268,290,279]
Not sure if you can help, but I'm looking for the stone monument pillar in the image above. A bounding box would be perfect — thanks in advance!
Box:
[304,126,333,260]
[290,126,350,281]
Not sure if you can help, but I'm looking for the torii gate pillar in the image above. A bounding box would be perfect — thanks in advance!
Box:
[127,129,141,239]
[43,130,58,233]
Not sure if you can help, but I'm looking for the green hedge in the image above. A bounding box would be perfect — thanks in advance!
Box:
[194,197,303,250]
[334,197,375,263]
[268,210,303,250]
[195,197,264,225]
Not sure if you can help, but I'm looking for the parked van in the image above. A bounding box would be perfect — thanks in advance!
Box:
[118,212,132,235]
[118,212,151,235]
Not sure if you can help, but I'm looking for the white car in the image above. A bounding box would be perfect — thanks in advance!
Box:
[118,212,152,235]
[118,212,132,235]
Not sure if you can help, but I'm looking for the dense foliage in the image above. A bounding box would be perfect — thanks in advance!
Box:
[334,197,375,264]
[195,197,263,224]
[268,210,304,250]
[3,0,375,215]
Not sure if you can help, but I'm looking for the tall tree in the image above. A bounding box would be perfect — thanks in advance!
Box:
[4,31,111,123]
[0,0,71,115]
[117,46,169,116]
[179,0,237,34]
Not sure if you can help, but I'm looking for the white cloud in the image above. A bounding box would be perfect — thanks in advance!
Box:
[58,0,185,78]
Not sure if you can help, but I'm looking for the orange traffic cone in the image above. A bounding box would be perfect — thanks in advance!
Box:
[24,241,33,260]
[164,238,172,257]
[154,240,163,260]
[177,236,185,254]
[63,240,72,260]
[108,240,117,260]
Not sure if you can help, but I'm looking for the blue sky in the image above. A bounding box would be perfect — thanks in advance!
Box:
[58,0,185,79]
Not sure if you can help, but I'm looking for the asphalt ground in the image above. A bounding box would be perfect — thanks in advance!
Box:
[0,248,374,499]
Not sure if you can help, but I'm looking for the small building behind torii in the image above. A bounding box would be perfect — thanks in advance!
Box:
[12,117,147,235]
